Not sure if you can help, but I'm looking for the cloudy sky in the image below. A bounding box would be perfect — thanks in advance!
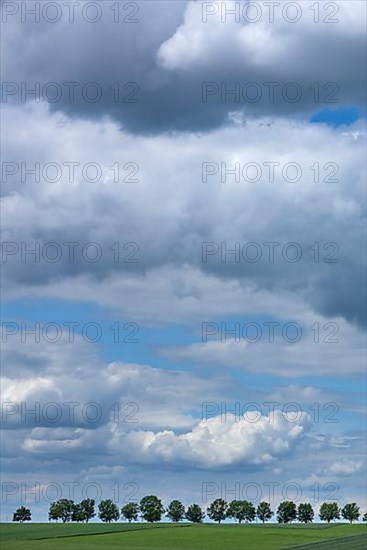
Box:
[1,0,366,522]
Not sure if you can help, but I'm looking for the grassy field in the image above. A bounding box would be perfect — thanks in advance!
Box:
[1,522,366,550]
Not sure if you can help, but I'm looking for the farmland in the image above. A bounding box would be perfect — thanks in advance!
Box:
[1,522,366,550]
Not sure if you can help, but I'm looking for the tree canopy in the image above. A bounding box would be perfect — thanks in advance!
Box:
[12,506,31,523]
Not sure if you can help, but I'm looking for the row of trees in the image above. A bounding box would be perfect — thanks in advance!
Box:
[203,500,362,525]
[13,498,366,524]
[49,498,96,523]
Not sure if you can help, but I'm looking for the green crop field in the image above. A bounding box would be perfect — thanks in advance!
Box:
[1,523,366,550]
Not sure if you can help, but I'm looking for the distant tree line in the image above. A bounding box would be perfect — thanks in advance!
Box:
[13,498,366,524]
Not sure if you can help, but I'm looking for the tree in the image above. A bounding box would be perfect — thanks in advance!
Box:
[277,501,297,524]
[121,502,139,523]
[12,506,31,523]
[319,502,340,523]
[139,495,165,523]
[227,500,246,524]
[49,502,60,522]
[48,499,74,523]
[363,512,367,522]
[341,503,360,524]
[98,499,120,523]
[71,500,95,523]
[242,500,256,523]
[72,503,85,523]
[227,500,255,523]
[166,500,185,522]
[186,503,205,523]
[207,499,228,524]
[297,503,314,523]
[80,499,95,523]
[256,502,273,524]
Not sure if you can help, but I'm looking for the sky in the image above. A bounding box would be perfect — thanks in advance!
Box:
[0,0,366,522]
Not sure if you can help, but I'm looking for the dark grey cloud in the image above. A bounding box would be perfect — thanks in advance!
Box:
[1,1,366,134]
[2,105,366,328]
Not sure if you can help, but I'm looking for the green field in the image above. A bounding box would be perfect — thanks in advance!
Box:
[1,523,366,550]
